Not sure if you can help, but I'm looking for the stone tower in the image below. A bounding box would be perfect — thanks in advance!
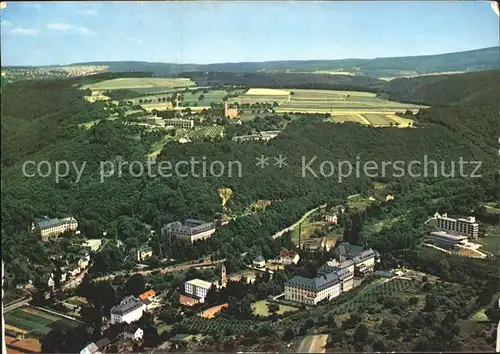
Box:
[220,263,227,288]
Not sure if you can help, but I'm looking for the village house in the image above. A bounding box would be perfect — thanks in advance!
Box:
[279,250,300,265]
[122,324,143,341]
[325,214,338,224]
[253,256,266,268]
[134,246,153,262]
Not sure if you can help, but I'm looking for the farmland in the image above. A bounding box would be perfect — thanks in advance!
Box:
[180,316,259,335]
[4,306,81,339]
[83,77,195,91]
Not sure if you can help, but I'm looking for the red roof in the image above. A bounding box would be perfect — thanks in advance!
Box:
[179,294,199,307]
[280,250,298,259]
[139,289,155,301]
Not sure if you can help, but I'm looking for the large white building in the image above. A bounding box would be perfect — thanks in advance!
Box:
[285,272,342,305]
[184,279,213,303]
[162,219,216,244]
[435,213,479,239]
[110,296,145,324]
[32,216,78,241]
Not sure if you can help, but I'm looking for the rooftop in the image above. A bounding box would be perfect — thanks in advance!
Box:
[186,278,213,289]
[35,216,77,230]
[429,231,468,241]
[280,250,299,259]
[110,296,144,316]
[286,271,341,292]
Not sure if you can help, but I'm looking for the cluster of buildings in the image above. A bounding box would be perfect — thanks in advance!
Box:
[284,243,379,305]
[232,130,281,142]
[161,219,216,244]
[2,65,108,82]
[110,290,158,324]
[31,216,79,241]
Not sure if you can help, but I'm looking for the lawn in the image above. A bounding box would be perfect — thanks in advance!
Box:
[83,78,195,91]
[477,235,500,256]
[251,300,299,317]
[470,309,489,322]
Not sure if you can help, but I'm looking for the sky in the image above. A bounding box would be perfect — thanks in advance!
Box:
[0,1,499,66]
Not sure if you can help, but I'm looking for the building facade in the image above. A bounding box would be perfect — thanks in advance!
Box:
[32,216,78,241]
[162,219,216,244]
[110,296,145,324]
[279,250,300,265]
[285,272,342,305]
[435,213,479,239]
[184,279,213,303]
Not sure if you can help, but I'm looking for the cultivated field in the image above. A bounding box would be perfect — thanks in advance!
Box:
[5,306,81,338]
[83,77,195,91]
[275,89,424,125]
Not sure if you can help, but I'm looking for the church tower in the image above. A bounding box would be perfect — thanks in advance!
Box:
[220,263,227,288]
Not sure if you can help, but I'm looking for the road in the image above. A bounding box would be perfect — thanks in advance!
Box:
[271,204,327,240]
[92,258,226,282]
[297,334,329,353]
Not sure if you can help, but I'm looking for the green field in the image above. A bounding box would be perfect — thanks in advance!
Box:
[5,306,80,338]
[273,89,425,121]
[83,77,195,91]
[251,300,299,317]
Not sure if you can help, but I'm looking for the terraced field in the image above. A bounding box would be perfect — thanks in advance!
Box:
[186,126,225,141]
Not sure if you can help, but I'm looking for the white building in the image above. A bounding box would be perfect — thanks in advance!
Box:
[253,256,265,268]
[123,324,143,341]
[80,342,101,354]
[435,212,479,239]
[162,219,216,244]
[82,239,102,252]
[279,250,300,265]
[110,296,145,324]
[285,272,342,305]
[135,247,153,262]
[184,279,213,303]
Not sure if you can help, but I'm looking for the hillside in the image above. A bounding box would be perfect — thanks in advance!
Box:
[382,70,500,106]
[22,46,499,78]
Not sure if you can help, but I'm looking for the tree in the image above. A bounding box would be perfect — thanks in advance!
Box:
[126,274,146,297]
[199,94,205,101]
[283,327,295,341]
[353,324,369,344]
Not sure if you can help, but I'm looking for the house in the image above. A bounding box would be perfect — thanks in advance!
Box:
[301,237,336,252]
[162,219,216,244]
[279,250,300,265]
[285,272,342,305]
[434,212,479,239]
[325,214,338,224]
[253,256,265,268]
[80,342,100,354]
[138,290,158,311]
[78,254,91,269]
[184,279,213,303]
[82,239,102,252]
[123,324,143,341]
[134,246,153,262]
[110,296,145,324]
[32,216,78,241]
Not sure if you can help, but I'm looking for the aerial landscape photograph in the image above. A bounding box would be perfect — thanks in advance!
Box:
[1,1,500,353]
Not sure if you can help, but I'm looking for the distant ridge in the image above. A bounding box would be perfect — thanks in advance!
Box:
[4,47,498,79]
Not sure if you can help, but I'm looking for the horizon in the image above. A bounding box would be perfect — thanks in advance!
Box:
[1,1,499,66]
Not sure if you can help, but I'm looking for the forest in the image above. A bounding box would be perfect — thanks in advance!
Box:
[1,70,499,287]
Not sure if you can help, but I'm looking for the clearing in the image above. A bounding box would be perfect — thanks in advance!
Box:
[251,300,299,317]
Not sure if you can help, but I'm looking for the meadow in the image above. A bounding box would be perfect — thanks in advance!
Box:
[83,77,195,91]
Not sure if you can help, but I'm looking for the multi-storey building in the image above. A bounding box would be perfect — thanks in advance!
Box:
[184,279,213,303]
[110,296,145,324]
[318,263,355,292]
[162,219,216,244]
[285,272,342,305]
[164,118,194,129]
[32,216,78,241]
[435,213,479,239]
[352,249,377,275]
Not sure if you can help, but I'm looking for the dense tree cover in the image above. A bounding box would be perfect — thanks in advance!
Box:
[2,71,500,288]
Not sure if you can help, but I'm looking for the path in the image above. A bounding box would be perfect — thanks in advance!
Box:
[271,204,327,240]
[93,258,225,282]
[297,334,329,353]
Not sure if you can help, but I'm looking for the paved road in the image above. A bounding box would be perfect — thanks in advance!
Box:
[93,259,226,282]
[297,334,329,353]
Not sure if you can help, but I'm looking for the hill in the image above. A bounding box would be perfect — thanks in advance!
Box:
[62,47,499,78]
